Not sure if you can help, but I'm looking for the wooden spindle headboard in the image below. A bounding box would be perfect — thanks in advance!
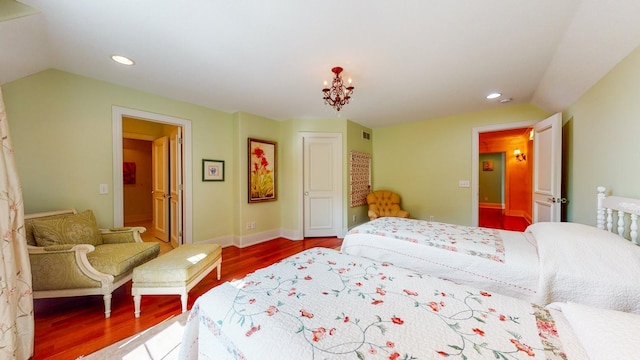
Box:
[597,186,640,245]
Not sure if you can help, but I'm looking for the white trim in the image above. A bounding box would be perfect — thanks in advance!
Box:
[112,106,194,244]
[471,120,537,226]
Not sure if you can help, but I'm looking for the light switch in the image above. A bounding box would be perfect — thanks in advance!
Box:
[458,180,470,188]
[99,184,108,194]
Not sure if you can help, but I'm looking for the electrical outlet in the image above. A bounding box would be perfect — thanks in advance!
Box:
[352,215,357,222]
[246,222,252,230]
[250,221,256,229]
[429,215,434,221]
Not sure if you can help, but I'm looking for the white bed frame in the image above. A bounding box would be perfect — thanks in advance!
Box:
[597,186,640,245]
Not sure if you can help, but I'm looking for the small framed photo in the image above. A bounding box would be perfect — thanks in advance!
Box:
[203,159,224,181]
[482,160,494,171]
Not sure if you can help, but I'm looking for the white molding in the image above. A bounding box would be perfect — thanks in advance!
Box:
[280,228,303,241]
[112,106,193,244]
[238,229,281,248]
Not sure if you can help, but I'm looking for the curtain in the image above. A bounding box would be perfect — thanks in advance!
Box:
[0,86,34,359]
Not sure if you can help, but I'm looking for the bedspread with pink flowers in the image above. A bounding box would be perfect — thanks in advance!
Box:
[179,248,567,360]
[349,217,506,262]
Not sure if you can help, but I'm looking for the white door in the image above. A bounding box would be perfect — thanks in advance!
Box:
[152,136,169,241]
[303,133,342,237]
[169,128,183,247]
[532,113,563,223]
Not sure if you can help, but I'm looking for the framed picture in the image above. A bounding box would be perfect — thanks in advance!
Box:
[482,160,494,171]
[202,159,224,181]
[123,162,136,184]
[248,138,277,203]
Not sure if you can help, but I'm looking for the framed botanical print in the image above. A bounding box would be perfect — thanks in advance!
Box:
[248,138,277,203]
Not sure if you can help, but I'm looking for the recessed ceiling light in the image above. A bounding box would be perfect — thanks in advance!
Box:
[111,55,135,66]
[486,92,501,99]
[500,97,513,103]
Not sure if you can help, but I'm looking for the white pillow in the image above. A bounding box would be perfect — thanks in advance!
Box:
[559,302,640,359]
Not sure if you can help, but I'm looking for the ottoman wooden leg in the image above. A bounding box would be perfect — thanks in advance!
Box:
[133,293,142,318]
[180,292,188,313]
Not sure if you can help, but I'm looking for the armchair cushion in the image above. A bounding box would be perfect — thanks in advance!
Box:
[87,243,160,279]
[366,190,410,220]
[31,209,102,247]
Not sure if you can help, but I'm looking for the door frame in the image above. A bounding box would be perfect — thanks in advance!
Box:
[112,106,193,244]
[298,132,344,238]
[472,120,537,226]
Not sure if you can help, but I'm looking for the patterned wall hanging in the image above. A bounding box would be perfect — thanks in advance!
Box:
[349,151,371,207]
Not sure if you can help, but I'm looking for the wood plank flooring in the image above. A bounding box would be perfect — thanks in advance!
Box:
[33,236,343,360]
[478,208,530,232]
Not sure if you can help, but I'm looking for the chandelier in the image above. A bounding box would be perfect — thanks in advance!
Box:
[322,67,354,111]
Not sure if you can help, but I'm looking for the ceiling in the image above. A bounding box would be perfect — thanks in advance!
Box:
[2,1,640,128]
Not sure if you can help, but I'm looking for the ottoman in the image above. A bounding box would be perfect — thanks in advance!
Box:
[132,243,222,317]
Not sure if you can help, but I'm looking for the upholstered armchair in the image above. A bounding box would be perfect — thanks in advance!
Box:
[367,190,410,220]
[25,209,160,318]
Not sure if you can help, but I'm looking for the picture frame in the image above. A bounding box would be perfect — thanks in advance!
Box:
[248,138,277,203]
[202,159,224,181]
[482,160,494,171]
[123,162,136,184]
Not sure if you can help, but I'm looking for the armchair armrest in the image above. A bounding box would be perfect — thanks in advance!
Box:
[28,244,114,291]
[100,226,146,244]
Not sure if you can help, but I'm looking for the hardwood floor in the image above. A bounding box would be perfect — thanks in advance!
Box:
[478,208,530,231]
[33,236,343,360]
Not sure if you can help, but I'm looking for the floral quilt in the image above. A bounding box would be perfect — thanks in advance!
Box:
[348,217,506,262]
[179,248,567,359]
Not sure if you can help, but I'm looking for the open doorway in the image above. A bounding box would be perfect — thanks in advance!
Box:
[122,118,181,248]
[472,120,537,228]
[112,106,193,245]
[478,128,532,231]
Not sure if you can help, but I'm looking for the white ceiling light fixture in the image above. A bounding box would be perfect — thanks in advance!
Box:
[486,92,501,99]
[111,55,135,66]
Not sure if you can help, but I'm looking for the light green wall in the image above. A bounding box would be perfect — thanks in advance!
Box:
[372,104,548,224]
[7,42,640,240]
[3,69,235,243]
[2,69,362,245]
[565,44,640,225]
[235,112,281,242]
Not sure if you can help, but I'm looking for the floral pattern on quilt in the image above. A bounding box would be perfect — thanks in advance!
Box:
[348,217,506,262]
[182,248,566,359]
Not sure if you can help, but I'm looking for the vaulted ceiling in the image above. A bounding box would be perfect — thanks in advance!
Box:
[2,0,640,128]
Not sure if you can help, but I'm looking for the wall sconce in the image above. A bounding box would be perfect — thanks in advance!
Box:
[514,149,526,161]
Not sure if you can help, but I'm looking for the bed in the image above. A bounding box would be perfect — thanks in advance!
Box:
[341,186,640,313]
[178,247,639,359]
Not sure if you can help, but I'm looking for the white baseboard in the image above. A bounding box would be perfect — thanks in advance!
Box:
[479,203,504,209]
[195,227,343,249]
